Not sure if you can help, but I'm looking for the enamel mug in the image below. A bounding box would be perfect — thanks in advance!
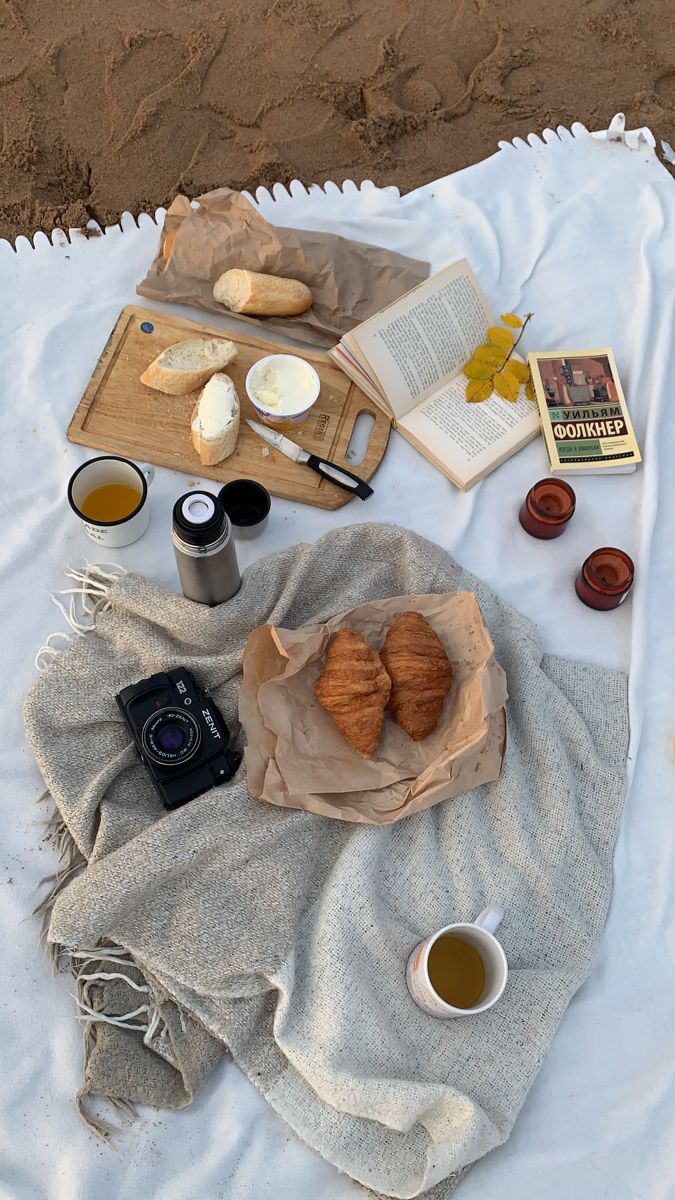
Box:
[67,455,155,548]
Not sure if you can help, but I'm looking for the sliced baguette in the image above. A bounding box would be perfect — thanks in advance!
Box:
[191,373,240,466]
[140,337,238,395]
[213,269,312,317]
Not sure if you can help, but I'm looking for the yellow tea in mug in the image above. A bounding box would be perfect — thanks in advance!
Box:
[80,483,141,522]
[427,935,485,1008]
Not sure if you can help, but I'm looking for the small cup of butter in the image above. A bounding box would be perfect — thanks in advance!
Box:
[245,353,320,429]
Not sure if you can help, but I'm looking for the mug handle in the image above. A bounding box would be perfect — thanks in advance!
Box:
[474,904,504,935]
[140,464,155,486]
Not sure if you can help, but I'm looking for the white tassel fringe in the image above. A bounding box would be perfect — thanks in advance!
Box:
[35,562,126,670]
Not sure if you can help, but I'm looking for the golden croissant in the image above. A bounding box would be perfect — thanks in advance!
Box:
[380,612,452,740]
[315,628,391,758]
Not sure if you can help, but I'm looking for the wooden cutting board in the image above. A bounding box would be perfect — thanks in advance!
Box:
[68,306,391,510]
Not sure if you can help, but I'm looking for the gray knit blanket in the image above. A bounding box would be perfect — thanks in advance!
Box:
[24,524,628,1199]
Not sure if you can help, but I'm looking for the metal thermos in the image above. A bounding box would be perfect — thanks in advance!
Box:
[171,491,241,606]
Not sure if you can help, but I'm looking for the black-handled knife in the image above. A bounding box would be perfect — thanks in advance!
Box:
[246,419,374,500]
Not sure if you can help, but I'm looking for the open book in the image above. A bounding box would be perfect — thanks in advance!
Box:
[329,259,540,489]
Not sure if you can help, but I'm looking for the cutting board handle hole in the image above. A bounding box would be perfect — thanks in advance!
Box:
[345,410,375,465]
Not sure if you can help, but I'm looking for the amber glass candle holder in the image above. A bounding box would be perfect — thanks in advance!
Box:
[519,478,576,539]
[575,547,635,610]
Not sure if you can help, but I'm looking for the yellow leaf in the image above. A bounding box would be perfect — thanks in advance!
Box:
[493,369,520,401]
[525,379,536,402]
[472,344,505,367]
[501,312,523,328]
[466,379,494,403]
[503,359,530,384]
[487,326,515,349]
[464,358,494,380]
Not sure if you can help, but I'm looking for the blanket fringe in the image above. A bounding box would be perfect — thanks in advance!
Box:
[35,562,126,670]
[33,796,87,969]
[76,1084,138,1144]
[69,946,167,1043]
[68,946,166,1143]
[33,794,180,1144]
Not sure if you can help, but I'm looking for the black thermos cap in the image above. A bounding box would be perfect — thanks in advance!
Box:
[172,491,226,547]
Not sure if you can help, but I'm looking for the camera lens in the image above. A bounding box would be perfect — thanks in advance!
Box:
[141,708,201,767]
[156,723,187,753]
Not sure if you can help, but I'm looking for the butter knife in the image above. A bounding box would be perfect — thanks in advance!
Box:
[246,419,374,500]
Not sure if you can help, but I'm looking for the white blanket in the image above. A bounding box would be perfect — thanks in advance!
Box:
[2,117,674,1199]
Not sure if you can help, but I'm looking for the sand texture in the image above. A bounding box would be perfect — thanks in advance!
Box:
[1,0,674,243]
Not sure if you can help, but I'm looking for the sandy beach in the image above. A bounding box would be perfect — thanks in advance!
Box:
[1,0,673,242]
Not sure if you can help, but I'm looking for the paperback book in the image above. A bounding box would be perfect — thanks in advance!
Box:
[527,349,641,474]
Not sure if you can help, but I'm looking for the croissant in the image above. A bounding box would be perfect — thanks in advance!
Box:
[315,629,391,757]
[380,612,452,740]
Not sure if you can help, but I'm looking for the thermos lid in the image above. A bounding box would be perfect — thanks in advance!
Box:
[182,493,215,523]
[172,491,227,547]
[218,479,271,540]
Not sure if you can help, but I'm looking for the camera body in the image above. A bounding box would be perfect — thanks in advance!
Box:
[116,668,241,810]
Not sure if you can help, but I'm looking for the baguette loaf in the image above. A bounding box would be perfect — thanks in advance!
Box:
[191,373,240,466]
[141,337,238,396]
[213,269,312,317]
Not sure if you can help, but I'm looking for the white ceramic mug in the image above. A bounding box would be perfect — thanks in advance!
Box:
[406,905,507,1018]
[67,455,155,548]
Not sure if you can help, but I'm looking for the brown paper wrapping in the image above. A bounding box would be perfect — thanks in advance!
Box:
[239,592,508,824]
[136,188,429,348]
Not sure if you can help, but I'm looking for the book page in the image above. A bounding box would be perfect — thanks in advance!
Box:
[399,375,541,487]
[328,345,387,409]
[350,259,494,420]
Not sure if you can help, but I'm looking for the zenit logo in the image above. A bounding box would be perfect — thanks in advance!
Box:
[202,709,222,740]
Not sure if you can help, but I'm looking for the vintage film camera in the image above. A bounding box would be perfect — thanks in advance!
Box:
[116,668,241,809]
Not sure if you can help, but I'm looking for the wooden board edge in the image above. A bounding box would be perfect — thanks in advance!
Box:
[314,389,391,508]
[119,305,338,368]
[329,388,392,474]
[67,306,138,441]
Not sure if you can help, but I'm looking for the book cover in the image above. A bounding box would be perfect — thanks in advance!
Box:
[528,348,641,473]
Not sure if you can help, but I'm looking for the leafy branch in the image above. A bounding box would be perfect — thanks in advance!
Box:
[463,311,536,403]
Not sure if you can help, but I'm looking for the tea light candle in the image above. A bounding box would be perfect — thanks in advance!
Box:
[575,547,635,610]
[519,478,576,539]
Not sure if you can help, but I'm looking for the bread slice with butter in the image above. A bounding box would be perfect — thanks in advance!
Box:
[191,373,240,466]
[141,337,237,396]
